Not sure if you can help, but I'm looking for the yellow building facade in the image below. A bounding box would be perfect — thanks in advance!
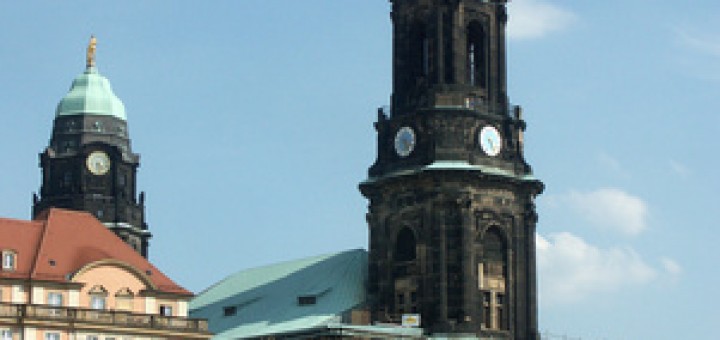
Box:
[0,209,211,340]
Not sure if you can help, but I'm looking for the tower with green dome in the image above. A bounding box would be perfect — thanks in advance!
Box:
[33,37,151,257]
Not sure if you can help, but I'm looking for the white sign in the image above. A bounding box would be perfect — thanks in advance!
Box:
[401,314,421,327]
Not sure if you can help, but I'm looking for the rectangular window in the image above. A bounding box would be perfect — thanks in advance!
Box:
[45,333,60,340]
[90,296,106,310]
[86,336,99,340]
[115,296,132,311]
[159,305,173,316]
[2,252,14,270]
[223,306,237,317]
[482,291,491,328]
[495,293,505,330]
[1,330,12,340]
[47,292,63,306]
[297,296,316,306]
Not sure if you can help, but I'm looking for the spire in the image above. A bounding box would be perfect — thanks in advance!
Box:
[86,35,97,69]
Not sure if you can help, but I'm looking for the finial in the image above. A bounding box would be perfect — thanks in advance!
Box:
[86,35,97,68]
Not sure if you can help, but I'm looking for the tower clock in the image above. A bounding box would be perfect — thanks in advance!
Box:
[360,1,543,338]
[33,37,151,258]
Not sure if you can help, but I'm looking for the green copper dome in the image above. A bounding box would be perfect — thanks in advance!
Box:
[55,66,127,121]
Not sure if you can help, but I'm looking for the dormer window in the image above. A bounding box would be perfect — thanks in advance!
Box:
[2,250,16,271]
[297,296,317,306]
[88,285,108,310]
[115,288,134,311]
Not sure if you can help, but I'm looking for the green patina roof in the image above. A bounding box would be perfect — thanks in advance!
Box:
[55,66,126,120]
[190,249,372,339]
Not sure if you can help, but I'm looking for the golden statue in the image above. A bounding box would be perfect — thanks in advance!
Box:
[86,35,97,68]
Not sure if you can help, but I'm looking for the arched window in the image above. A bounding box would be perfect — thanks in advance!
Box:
[483,228,506,277]
[481,228,507,330]
[410,22,430,79]
[394,228,419,317]
[88,285,108,310]
[394,228,417,262]
[467,21,487,88]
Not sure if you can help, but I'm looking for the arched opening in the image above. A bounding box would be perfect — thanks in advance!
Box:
[393,227,419,317]
[467,21,487,88]
[480,227,507,330]
[395,227,417,262]
[410,22,430,80]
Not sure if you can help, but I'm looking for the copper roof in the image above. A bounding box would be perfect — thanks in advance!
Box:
[0,208,191,296]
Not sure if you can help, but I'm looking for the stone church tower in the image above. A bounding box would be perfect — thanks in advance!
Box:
[33,37,151,257]
[359,0,543,338]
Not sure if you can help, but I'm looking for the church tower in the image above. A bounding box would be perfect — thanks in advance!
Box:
[359,1,543,338]
[33,37,151,257]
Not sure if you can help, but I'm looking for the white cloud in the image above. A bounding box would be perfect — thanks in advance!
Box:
[669,159,691,178]
[565,188,648,236]
[537,232,657,305]
[661,257,682,277]
[597,152,629,178]
[507,0,577,40]
[676,29,720,58]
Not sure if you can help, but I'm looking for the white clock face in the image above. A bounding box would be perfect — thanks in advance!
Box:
[479,125,502,157]
[86,151,111,175]
[394,126,416,157]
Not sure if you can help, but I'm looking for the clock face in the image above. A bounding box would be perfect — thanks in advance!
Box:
[86,151,111,175]
[394,126,416,157]
[479,125,502,157]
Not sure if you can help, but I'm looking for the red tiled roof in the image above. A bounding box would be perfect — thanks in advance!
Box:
[0,208,191,296]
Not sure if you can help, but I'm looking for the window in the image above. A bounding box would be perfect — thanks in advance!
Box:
[45,333,60,340]
[482,291,491,328]
[223,306,237,317]
[47,292,63,306]
[86,336,99,340]
[495,293,505,330]
[114,288,133,311]
[1,251,15,270]
[410,22,429,79]
[88,285,107,310]
[1,330,11,340]
[467,21,487,88]
[297,296,316,306]
[90,296,106,310]
[394,228,417,262]
[159,305,173,316]
[480,228,508,330]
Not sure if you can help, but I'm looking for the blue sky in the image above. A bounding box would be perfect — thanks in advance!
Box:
[1,1,719,339]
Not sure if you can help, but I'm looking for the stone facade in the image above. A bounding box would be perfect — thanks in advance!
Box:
[360,0,543,338]
[32,70,150,258]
